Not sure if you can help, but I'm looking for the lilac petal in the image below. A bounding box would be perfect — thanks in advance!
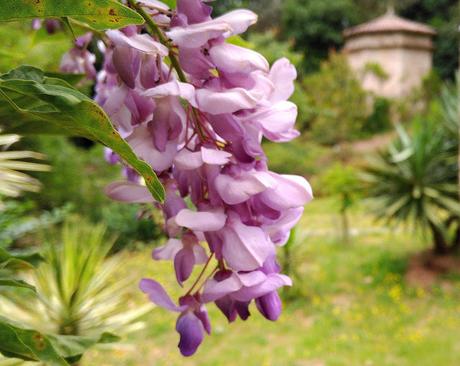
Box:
[121,25,138,37]
[201,147,232,165]
[74,32,92,48]
[255,291,282,321]
[112,105,134,136]
[32,19,42,30]
[104,148,119,165]
[261,254,281,274]
[232,274,292,302]
[130,92,155,123]
[215,9,258,35]
[202,274,242,303]
[176,312,204,357]
[140,55,160,89]
[174,147,231,170]
[149,118,169,152]
[215,296,237,322]
[174,150,204,170]
[247,71,274,99]
[139,279,185,312]
[104,181,154,203]
[252,198,281,220]
[210,43,269,74]
[45,19,61,34]
[164,185,187,219]
[177,0,212,24]
[175,208,227,232]
[265,207,304,245]
[235,301,251,320]
[192,244,208,264]
[106,30,168,56]
[196,87,260,115]
[194,305,212,334]
[237,271,267,287]
[167,22,230,48]
[256,101,297,133]
[142,80,196,106]
[126,124,177,172]
[261,174,313,211]
[179,47,214,79]
[153,238,183,260]
[266,129,300,143]
[112,46,139,89]
[102,85,128,115]
[204,231,223,260]
[221,219,274,271]
[150,97,185,149]
[214,172,270,205]
[168,10,257,48]
[174,247,195,285]
[269,58,297,102]
[139,0,170,11]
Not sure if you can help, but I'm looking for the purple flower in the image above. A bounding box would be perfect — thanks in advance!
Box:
[88,0,314,356]
[139,279,210,356]
[60,33,96,79]
[153,233,208,285]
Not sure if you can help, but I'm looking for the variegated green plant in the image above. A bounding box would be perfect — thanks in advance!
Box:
[0,132,50,198]
[0,218,151,364]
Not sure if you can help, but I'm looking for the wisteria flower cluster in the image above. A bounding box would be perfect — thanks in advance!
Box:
[61,0,312,357]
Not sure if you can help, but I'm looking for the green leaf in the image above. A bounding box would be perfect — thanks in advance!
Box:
[48,332,120,363]
[0,248,43,270]
[0,0,144,30]
[0,317,69,365]
[0,249,39,291]
[0,66,165,202]
[44,72,86,86]
[0,278,35,291]
[0,318,117,364]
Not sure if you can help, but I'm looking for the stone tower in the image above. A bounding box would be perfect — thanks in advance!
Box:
[343,8,436,99]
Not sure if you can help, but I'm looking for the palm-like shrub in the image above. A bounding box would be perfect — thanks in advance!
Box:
[363,120,459,254]
[440,73,459,144]
[0,218,151,340]
[0,132,49,198]
[439,73,460,250]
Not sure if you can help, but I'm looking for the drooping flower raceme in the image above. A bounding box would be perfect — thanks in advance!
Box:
[61,0,312,357]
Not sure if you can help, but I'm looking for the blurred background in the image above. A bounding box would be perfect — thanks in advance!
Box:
[0,0,460,365]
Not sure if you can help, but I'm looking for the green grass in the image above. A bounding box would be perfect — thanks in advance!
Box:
[85,198,460,366]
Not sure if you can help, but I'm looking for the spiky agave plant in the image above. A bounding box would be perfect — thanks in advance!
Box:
[0,132,50,198]
[0,217,151,343]
[363,119,460,254]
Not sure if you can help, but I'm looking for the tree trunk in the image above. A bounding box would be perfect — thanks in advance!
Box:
[451,223,460,252]
[429,221,448,255]
[341,210,350,244]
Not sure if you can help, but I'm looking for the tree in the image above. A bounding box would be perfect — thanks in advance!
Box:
[397,0,459,80]
[281,0,459,79]
[320,163,360,243]
[281,0,359,72]
[302,53,368,144]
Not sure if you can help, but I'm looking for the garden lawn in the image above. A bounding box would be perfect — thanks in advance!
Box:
[86,198,460,366]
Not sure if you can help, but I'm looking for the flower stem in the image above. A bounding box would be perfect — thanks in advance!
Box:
[127,0,187,83]
[128,0,211,142]
[185,253,215,296]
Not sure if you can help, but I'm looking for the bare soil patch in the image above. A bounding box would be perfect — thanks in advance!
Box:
[405,251,460,287]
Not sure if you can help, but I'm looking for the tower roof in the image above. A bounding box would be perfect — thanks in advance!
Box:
[343,9,436,38]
